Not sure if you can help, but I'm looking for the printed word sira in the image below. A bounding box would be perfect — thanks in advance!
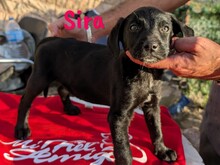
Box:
[64,10,104,30]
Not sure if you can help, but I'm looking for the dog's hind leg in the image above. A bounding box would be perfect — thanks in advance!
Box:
[15,74,50,140]
[58,86,80,115]
[142,93,177,162]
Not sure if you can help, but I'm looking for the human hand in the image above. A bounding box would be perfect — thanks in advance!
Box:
[127,37,220,80]
[48,17,88,41]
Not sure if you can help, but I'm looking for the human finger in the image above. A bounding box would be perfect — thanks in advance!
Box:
[125,50,171,69]
[143,58,172,69]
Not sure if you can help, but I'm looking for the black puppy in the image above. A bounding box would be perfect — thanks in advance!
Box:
[15,7,193,165]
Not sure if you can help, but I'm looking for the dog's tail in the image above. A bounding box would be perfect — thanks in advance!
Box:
[43,87,49,98]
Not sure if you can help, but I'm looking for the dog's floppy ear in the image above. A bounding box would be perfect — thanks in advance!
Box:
[107,18,124,57]
[169,13,194,37]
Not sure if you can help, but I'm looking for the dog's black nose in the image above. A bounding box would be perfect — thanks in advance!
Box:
[144,42,159,52]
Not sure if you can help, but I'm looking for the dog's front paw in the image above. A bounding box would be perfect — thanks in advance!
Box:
[64,105,81,116]
[155,147,177,162]
[15,125,30,140]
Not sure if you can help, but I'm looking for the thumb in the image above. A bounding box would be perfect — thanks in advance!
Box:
[48,24,56,36]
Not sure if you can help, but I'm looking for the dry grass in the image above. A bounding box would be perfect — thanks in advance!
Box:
[0,0,102,22]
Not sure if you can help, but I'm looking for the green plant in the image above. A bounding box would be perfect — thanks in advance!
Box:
[185,79,212,107]
[188,1,220,43]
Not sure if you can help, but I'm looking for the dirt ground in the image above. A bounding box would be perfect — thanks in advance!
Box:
[158,80,204,151]
[174,106,202,151]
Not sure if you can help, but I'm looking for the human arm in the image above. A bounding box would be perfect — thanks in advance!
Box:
[132,37,220,80]
[48,0,189,41]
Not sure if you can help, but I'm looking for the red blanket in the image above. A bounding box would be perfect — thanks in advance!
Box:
[0,92,185,165]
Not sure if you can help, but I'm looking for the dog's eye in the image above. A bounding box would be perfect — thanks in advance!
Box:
[130,24,139,32]
[161,25,170,32]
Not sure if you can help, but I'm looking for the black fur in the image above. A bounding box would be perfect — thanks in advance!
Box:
[15,7,193,165]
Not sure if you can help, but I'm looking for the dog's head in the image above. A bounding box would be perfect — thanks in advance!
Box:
[108,7,194,63]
